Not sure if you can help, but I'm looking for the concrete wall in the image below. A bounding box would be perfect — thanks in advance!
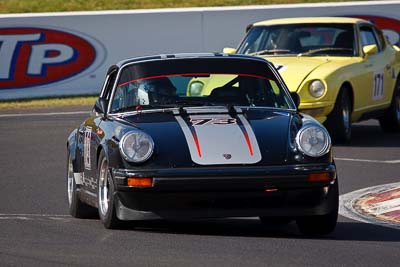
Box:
[1,1,400,99]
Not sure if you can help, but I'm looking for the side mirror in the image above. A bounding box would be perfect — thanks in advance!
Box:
[94,97,107,116]
[223,47,237,54]
[392,45,400,61]
[290,92,300,108]
[363,44,378,57]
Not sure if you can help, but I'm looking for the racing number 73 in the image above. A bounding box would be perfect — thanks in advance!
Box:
[373,70,384,100]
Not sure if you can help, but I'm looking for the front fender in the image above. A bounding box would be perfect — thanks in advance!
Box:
[96,137,122,171]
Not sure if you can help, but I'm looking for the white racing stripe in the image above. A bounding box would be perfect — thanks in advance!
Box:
[175,111,262,165]
[0,111,88,118]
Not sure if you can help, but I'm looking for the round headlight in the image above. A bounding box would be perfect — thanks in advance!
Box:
[189,81,204,96]
[309,80,326,98]
[295,125,331,157]
[119,130,154,163]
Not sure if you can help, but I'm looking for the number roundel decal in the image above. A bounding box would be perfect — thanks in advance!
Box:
[190,117,237,126]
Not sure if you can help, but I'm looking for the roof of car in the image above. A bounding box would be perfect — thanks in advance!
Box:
[113,53,270,69]
[252,17,370,27]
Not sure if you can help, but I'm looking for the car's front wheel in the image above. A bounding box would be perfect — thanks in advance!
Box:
[379,78,400,132]
[97,150,122,229]
[325,88,352,144]
[67,150,96,218]
[296,181,338,236]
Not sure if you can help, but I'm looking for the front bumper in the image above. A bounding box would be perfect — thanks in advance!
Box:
[112,164,338,221]
[299,101,335,123]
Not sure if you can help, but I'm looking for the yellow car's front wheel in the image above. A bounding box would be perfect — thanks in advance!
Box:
[379,78,400,132]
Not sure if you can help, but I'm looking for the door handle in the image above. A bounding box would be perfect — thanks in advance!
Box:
[365,63,373,68]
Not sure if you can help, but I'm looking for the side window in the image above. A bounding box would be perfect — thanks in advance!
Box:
[360,26,381,51]
[101,71,117,101]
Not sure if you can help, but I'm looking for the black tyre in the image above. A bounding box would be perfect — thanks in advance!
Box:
[296,181,339,236]
[325,88,352,144]
[97,150,122,229]
[379,78,400,132]
[67,150,96,218]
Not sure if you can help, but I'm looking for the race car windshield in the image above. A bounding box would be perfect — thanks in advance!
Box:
[111,73,293,113]
[237,23,356,57]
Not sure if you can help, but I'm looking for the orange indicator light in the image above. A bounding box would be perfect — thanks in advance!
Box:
[127,177,153,187]
[308,173,330,182]
[265,188,278,192]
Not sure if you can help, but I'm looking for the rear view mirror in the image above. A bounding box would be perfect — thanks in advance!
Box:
[363,44,378,57]
[223,47,237,54]
[94,97,107,116]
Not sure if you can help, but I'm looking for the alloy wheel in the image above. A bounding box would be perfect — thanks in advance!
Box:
[98,158,110,216]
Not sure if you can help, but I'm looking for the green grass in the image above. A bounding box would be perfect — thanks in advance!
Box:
[0,0,366,13]
[0,96,97,110]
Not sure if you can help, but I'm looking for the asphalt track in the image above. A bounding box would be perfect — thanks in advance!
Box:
[0,106,399,266]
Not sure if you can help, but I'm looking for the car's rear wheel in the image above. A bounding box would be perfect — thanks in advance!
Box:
[325,88,352,144]
[379,78,400,132]
[97,150,122,229]
[296,181,338,236]
[67,150,96,218]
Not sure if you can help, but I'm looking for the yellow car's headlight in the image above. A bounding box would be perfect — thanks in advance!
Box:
[309,80,326,98]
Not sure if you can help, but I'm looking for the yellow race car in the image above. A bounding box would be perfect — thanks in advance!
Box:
[218,17,400,143]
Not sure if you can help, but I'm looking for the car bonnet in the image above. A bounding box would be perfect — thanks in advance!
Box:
[265,57,330,92]
[117,106,293,167]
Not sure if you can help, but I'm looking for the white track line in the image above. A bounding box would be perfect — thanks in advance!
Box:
[0,111,88,118]
[0,214,71,220]
[335,158,400,164]
[0,213,70,217]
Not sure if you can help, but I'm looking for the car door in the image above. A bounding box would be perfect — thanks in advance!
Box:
[373,26,397,106]
[359,24,392,110]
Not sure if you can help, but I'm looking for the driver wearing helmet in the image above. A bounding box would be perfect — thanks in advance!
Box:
[137,77,177,105]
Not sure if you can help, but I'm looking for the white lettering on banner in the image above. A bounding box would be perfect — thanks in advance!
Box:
[373,70,384,100]
[28,44,75,75]
[0,33,41,79]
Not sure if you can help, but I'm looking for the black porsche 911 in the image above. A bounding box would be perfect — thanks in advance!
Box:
[67,53,338,235]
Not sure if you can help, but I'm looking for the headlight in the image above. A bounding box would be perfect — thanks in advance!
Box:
[189,81,204,96]
[295,125,331,157]
[119,130,154,163]
[309,80,325,98]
